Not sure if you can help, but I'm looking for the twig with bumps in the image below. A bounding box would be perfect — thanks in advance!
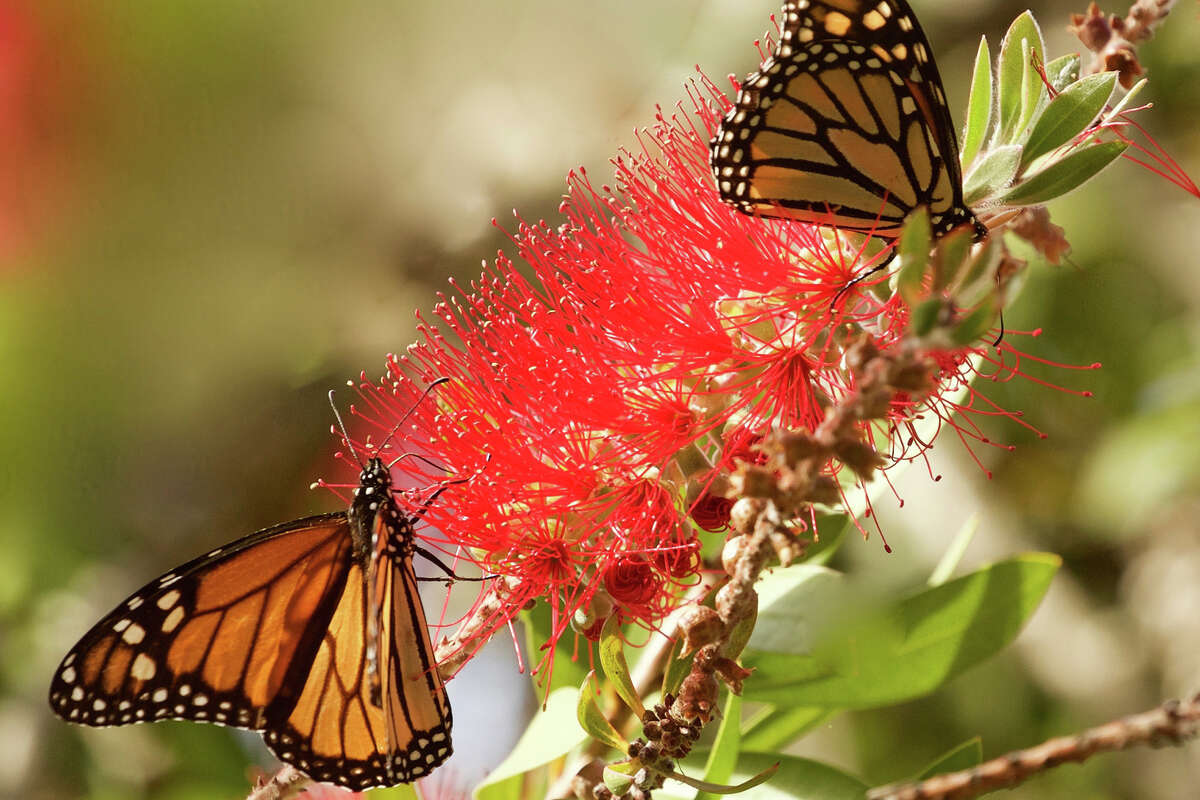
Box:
[576,338,938,800]
[867,694,1200,800]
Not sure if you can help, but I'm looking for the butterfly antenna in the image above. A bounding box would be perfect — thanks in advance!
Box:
[378,376,451,455]
[328,389,364,468]
[387,451,451,473]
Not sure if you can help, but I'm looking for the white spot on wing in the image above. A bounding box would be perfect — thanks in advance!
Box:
[131,653,157,680]
[121,623,146,645]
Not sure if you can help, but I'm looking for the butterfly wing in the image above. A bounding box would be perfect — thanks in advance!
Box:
[375,509,453,781]
[48,504,451,790]
[711,0,983,237]
[48,513,354,733]
[270,498,453,788]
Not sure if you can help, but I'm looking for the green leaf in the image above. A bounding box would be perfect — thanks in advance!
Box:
[371,786,421,800]
[577,672,628,752]
[949,295,999,346]
[909,297,943,337]
[474,687,586,800]
[750,564,845,655]
[951,237,1001,305]
[599,615,645,717]
[960,36,993,169]
[1044,53,1081,92]
[663,637,692,696]
[661,753,866,800]
[963,144,1023,205]
[998,140,1128,205]
[696,692,742,800]
[604,761,638,796]
[741,554,1061,708]
[917,737,984,779]
[660,760,779,795]
[996,12,1046,143]
[741,705,838,751]
[927,514,979,587]
[897,208,932,306]
[1021,72,1117,167]
[805,513,851,566]
[930,227,973,293]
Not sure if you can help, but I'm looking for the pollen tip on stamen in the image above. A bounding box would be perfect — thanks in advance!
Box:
[1081,391,1094,397]
[1089,362,1102,369]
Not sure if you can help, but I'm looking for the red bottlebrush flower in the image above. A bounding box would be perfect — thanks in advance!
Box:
[332,71,1087,675]
[689,491,734,533]
[603,557,665,619]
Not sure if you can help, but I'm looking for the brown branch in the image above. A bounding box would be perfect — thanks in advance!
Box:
[433,575,521,680]
[567,340,938,800]
[867,694,1200,800]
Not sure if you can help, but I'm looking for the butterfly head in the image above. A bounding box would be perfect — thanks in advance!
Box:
[355,457,395,499]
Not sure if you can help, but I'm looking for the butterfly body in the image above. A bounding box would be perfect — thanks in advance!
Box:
[711,0,986,239]
[48,457,452,790]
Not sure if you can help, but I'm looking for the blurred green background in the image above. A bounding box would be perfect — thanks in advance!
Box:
[5,1,1200,798]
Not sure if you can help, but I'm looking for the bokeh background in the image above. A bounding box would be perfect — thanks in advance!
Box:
[4,1,1200,798]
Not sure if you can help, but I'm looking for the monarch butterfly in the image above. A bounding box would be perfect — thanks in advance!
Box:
[711,0,987,239]
[47,454,453,790]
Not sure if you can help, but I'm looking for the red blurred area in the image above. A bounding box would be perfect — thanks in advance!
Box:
[0,1,85,265]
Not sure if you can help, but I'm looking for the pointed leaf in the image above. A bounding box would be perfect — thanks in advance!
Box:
[1044,53,1081,92]
[577,672,628,752]
[949,295,999,345]
[662,637,692,696]
[963,144,1023,205]
[603,761,638,795]
[998,140,1128,205]
[741,706,838,751]
[917,737,984,779]
[931,227,973,293]
[927,515,979,587]
[659,760,779,794]
[741,554,1061,708]
[960,36,993,169]
[805,513,851,566]
[952,236,1002,304]
[909,297,943,337]
[599,615,644,717]
[897,208,932,306]
[749,564,845,655]
[661,753,866,800]
[1017,42,1047,135]
[474,687,585,799]
[996,12,1046,143]
[1021,72,1117,167]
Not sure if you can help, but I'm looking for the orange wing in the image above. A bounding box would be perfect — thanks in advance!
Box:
[48,514,353,732]
[48,503,453,790]
[264,508,452,787]
[710,0,985,239]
